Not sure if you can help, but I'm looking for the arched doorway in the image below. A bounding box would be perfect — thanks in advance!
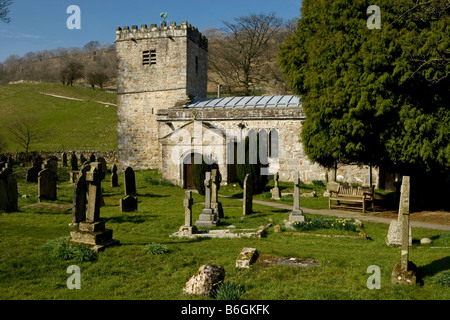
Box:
[183,152,202,189]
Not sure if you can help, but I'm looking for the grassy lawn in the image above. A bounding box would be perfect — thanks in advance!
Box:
[1,166,449,300]
[0,82,117,152]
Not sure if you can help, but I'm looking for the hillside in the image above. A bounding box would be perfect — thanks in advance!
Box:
[0,82,118,153]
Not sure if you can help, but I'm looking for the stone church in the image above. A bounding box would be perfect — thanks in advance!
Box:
[115,21,378,189]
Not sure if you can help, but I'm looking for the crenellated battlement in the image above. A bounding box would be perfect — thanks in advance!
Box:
[115,21,208,50]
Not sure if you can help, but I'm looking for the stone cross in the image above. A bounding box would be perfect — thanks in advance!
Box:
[286,172,305,228]
[204,171,212,210]
[195,172,219,227]
[270,171,281,200]
[184,190,193,227]
[211,169,223,218]
[243,174,253,215]
[400,176,411,272]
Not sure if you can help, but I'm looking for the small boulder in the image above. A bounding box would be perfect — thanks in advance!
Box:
[420,238,432,244]
[183,265,225,297]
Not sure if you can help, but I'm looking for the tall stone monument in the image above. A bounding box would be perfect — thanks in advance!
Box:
[243,174,253,215]
[286,172,305,228]
[177,190,198,235]
[386,176,412,246]
[69,162,119,252]
[391,176,419,285]
[195,172,219,227]
[210,169,223,219]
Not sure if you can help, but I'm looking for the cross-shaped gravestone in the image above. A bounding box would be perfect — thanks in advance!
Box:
[286,172,305,228]
[211,169,223,218]
[270,171,281,200]
[195,172,219,227]
[184,190,194,227]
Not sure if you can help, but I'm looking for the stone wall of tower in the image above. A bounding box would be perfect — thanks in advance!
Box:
[115,21,208,170]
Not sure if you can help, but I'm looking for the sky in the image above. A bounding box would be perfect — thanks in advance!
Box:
[0,0,302,63]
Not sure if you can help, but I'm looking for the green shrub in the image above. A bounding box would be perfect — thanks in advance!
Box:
[41,236,98,262]
[144,243,169,255]
[213,281,245,300]
[291,217,358,232]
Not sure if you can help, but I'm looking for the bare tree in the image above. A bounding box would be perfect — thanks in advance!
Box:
[0,0,12,23]
[6,117,47,158]
[60,60,84,86]
[208,12,284,96]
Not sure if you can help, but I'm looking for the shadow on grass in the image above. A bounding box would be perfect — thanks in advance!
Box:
[418,256,450,278]
[103,215,148,224]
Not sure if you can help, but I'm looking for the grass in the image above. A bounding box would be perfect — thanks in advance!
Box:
[0,82,117,152]
[0,165,449,300]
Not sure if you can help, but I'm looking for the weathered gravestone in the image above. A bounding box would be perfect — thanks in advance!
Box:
[89,154,96,163]
[211,169,223,219]
[270,171,282,200]
[69,162,119,252]
[120,166,137,212]
[124,166,136,195]
[386,176,412,247]
[38,169,57,202]
[177,190,198,235]
[286,172,305,228]
[61,152,68,167]
[97,157,107,181]
[110,164,118,187]
[70,164,90,227]
[243,174,253,215]
[391,176,419,285]
[70,152,78,171]
[26,155,43,183]
[0,166,18,212]
[80,154,87,165]
[195,172,220,227]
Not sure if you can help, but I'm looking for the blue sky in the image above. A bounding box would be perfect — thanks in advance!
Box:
[0,0,302,63]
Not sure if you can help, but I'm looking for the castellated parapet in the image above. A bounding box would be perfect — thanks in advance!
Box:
[116,21,208,170]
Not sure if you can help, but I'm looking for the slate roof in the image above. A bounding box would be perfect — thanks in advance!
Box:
[185,95,301,109]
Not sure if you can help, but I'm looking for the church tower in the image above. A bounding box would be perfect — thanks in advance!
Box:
[115,21,208,170]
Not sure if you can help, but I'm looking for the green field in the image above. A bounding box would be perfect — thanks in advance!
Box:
[0,82,117,152]
[0,166,449,300]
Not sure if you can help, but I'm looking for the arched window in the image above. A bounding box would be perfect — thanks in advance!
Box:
[248,129,257,165]
[259,129,268,166]
[269,129,279,159]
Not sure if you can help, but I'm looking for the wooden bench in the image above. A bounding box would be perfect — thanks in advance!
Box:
[329,185,374,213]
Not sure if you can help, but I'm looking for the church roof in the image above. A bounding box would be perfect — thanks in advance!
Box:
[185,95,301,109]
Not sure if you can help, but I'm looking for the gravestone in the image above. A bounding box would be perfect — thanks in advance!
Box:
[124,167,136,196]
[120,166,137,212]
[323,181,340,197]
[110,164,119,187]
[286,172,305,228]
[70,152,78,171]
[69,162,119,252]
[26,155,43,183]
[0,166,18,212]
[270,171,281,200]
[80,154,87,165]
[38,168,57,202]
[210,169,223,219]
[97,157,107,181]
[236,247,258,269]
[70,164,90,227]
[243,174,253,215]
[89,154,96,162]
[195,172,219,227]
[61,152,68,167]
[177,190,198,235]
[386,176,412,247]
[391,176,419,285]
[0,155,6,163]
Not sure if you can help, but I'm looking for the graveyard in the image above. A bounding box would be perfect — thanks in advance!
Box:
[0,158,449,300]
